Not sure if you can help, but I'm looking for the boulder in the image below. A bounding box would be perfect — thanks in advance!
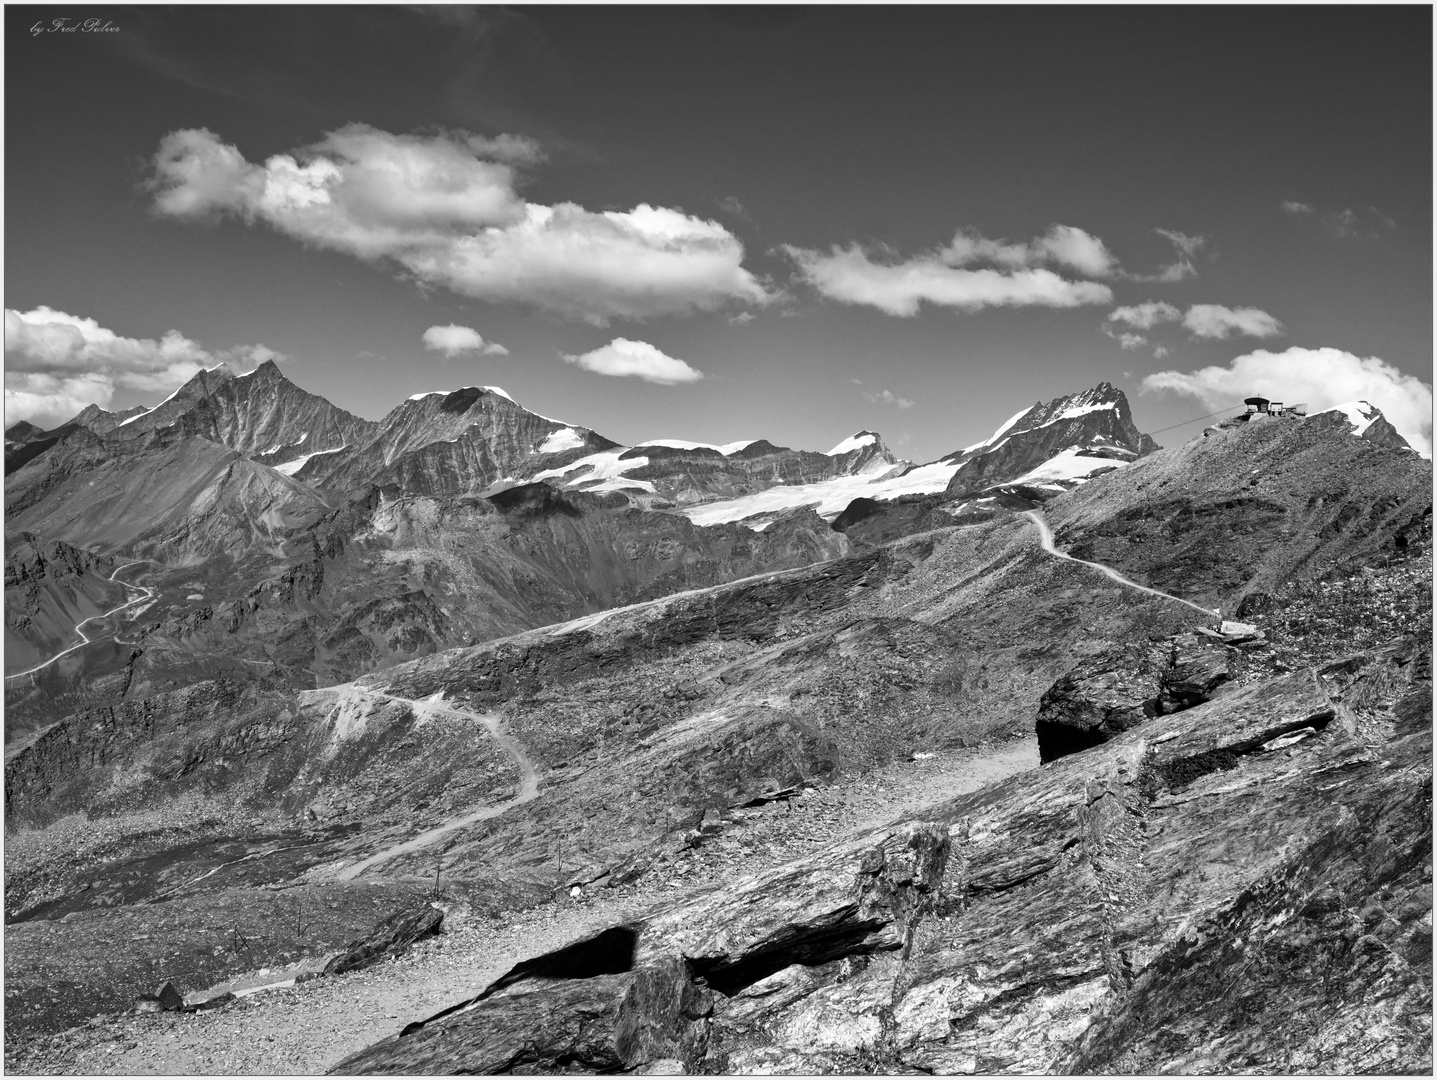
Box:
[154,980,184,1012]
[1035,645,1166,763]
[323,902,443,977]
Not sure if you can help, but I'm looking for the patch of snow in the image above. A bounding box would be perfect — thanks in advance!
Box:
[273,444,348,476]
[1002,447,1130,487]
[482,385,515,403]
[962,406,1031,453]
[1313,400,1378,437]
[408,390,449,401]
[1053,400,1117,421]
[680,457,961,528]
[538,427,588,455]
[635,438,755,455]
[826,432,878,456]
[532,450,658,494]
[117,383,186,426]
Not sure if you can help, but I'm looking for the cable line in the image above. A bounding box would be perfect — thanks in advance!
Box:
[1146,404,1246,435]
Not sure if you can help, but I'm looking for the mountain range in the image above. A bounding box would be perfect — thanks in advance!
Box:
[3,365,1429,1074]
[2,364,1179,736]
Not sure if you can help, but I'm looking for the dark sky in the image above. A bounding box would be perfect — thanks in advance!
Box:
[5,5,1432,456]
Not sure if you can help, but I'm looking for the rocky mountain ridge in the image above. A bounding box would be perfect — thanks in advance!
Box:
[2,404,1429,1073]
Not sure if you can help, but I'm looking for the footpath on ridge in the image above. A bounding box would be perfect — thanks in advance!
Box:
[1022,509,1220,618]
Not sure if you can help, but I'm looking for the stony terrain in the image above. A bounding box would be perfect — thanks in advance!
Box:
[3,393,1430,1074]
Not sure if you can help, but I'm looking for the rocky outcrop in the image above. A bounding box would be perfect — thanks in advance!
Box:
[336,822,950,1074]
[323,903,443,976]
[1035,634,1233,762]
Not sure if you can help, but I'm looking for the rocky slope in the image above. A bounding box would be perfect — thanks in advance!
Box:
[3,380,1429,1074]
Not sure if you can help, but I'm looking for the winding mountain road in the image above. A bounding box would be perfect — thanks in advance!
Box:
[329,688,541,880]
[1022,510,1219,617]
[4,560,156,682]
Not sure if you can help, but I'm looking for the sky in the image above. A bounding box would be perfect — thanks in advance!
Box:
[5,5,1433,458]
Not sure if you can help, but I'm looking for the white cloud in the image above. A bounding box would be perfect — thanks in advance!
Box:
[1114,333,1147,351]
[1282,200,1315,216]
[148,125,772,324]
[561,338,703,385]
[1141,346,1432,457]
[784,243,1112,316]
[941,224,1119,277]
[1153,345,1171,359]
[4,306,281,428]
[864,389,914,409]
[1108,301,1182,330]
[422,323,508,356]
[1182,304,1284,340]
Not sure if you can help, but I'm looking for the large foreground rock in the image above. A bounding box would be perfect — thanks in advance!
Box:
[334,823,950,1073]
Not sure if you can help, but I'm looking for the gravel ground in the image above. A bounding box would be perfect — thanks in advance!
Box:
[6,735,1038,1076]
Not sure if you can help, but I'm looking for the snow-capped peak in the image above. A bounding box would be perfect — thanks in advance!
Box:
[826,431,878,456]
[1315,400,1379,436]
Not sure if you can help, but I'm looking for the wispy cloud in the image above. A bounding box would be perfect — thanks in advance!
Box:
[422,324,508,356]
[1104,301,1280,345]
[1142,346,1432,457]
[1281,200,1396,239]
[864,388,914,409]
[1182,304,1283,340]
[4,306,282,428]
[561,338,703,384]
[1130,229,1208,282]
[1107,301,1182,330]
[940,224,1120,277]
[147,125,772,324]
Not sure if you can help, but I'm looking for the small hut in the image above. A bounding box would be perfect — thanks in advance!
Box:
[1244,396,1272,415]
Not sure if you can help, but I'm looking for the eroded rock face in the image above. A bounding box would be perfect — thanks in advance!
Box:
[337,646,1430,1075]
[336,823,951,1074]
[1035,634,1233,762]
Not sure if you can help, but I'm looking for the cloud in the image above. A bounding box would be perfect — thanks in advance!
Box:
[422,323,508,356]
[1108,301,1182,330]
[1141,346,1432,457]
[717,195,752,222]
[1281,200,1395,239]
[1153,345,1171,359]
[148,125,772,324]
[940,224,1119,277]
[1134,229,1209,282]
[561,338,703,385]
[864,388,914,409]
[4,307,282,428]
[1182,304,1284,340]
[727,311,756,325]
[784,243,1112,316]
